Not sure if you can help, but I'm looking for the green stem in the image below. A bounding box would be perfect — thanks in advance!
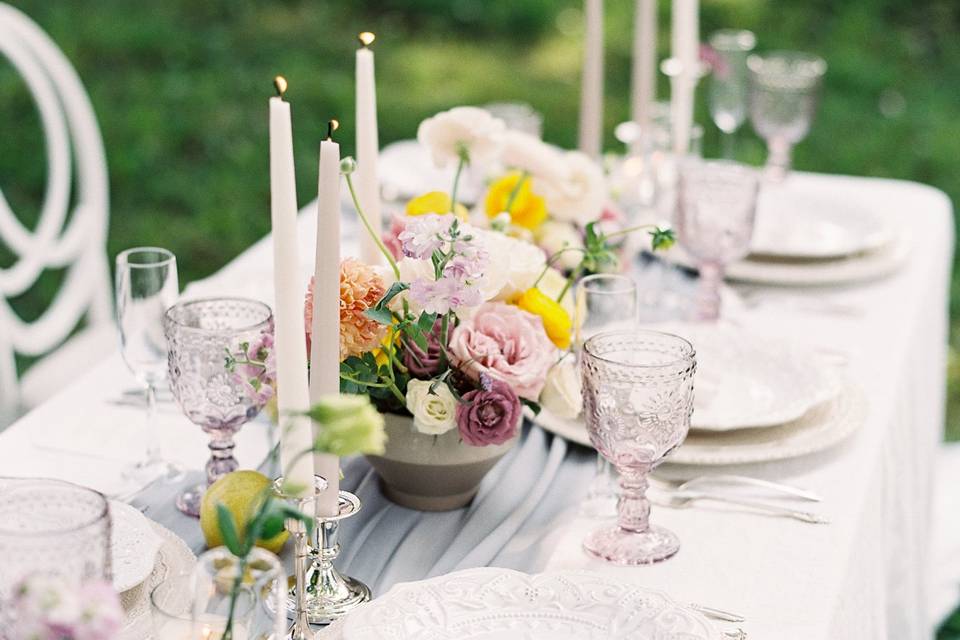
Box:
[222,556,246,640]
[345,173,401,280]
[557,265,584,302]
[503,171,529,214]
[603,223,661,241]
[339,373,395,390]
[439,313,450,368]
[532,247,589,288]
[450,155,467,213]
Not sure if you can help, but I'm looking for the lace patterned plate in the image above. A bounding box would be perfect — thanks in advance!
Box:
[111,501,165,592]
[336,568,722,640]
[119,520,196,640]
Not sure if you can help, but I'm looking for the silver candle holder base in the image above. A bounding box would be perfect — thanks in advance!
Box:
[291,490,370,624]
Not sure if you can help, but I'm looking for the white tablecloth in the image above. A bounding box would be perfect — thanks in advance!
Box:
[0,172,952,639]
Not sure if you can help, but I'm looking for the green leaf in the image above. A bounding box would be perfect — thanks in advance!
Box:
[364,306,395,325]
[216,503,244,557]
[521,398,542,416]
[258,512,287,540]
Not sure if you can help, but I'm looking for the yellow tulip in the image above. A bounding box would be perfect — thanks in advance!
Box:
[515,287,572,350]
[484,172,547,231]
[406,191,470,222]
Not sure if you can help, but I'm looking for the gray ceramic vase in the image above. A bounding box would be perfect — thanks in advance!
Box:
[365,412,519,511]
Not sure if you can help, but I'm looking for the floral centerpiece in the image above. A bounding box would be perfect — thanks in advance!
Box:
[4,575,124,640]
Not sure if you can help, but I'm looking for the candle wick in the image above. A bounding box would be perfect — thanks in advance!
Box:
[273,75,288,98]
[326,119,339,141]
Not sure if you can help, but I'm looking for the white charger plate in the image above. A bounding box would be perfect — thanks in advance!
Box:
[111,501,165,592]
[750,188,895,260]
[331,568,722,640]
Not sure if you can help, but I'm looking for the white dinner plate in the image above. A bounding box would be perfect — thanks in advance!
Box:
[110,501,165,593]
[334,568,722,640]
[534,383,864,468]
[750,187,895,260]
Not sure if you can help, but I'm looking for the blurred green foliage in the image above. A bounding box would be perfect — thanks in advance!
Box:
[1,0,958,437]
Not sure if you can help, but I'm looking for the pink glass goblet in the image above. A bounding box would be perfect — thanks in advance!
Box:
[676,159,759,321]
[580,329,696,565]
[163,297,274,517]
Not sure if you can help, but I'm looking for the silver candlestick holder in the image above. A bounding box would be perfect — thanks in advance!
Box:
[273,476,320,640]
[295,490,371,624]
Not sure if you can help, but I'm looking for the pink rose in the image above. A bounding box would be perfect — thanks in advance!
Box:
[448,302,555,401]
[457,375,521,446]
[382,214,409,262]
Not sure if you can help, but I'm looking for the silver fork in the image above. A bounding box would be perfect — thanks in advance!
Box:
[651,474,822,502]
[653,489,830,524]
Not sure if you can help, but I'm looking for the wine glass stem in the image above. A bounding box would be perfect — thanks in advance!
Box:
[766,138,792,181]
[144,383,160,463]
[617,467,652,533]
[696,262,724,321]
[206,430,239,486]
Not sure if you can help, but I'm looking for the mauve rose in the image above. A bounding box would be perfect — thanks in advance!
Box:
[448,302,556,401]
[457,376,521,446]
[403,319,446,377]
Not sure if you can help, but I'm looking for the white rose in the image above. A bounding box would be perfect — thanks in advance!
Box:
[540,358,582,419]
[405,380,458,435]
[417,106,506,168]
[499,130,567,183]
[535,220,583,271]
[536,267,576,320]
[473,228,546,301]
[535,151,606,226]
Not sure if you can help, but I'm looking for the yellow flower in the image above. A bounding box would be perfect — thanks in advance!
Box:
[514,287,572,350]
[372,326,401,366]
[406,191,470,222]
[485,172,547,231]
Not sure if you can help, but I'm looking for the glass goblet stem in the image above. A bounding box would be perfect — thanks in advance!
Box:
[696,262,724,321]
[765,137,793,182]
[616,466,652,533]
[205,427,240,486]
[143,382,159,462]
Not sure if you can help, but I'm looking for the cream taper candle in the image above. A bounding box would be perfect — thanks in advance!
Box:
[356,32,383,266]
[309,120,342,517]
[269,77,315,509]
[578,0,604,158]
[630,0,657,132]
[670,0,698,155]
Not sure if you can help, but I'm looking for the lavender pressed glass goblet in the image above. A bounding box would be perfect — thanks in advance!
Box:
[581,330,696,565]
[676,159,759,321]
[163,297,274,517]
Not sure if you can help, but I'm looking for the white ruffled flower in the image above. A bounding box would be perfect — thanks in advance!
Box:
[540,358,583,419]
[535,151,606,226]
[417,106,506,168]
[473,228,546,301]
[535,221,584,271]
[406,379,458,435]
[499,130,567,183]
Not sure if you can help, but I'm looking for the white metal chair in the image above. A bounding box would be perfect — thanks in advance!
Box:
[0,3,113,424]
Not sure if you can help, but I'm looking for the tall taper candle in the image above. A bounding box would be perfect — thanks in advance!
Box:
[630,0,657,131]
[670,0,698,155]
[309,120,342,517]
[578,0,603,158]
[269,77,315,510]
[356,32,383,266]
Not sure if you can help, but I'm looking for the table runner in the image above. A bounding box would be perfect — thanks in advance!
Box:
[0,172,953,639]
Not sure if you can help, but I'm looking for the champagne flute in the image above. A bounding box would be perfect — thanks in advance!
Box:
[707,30,756,158]
[575,274,639,517]
[115,247,182,486]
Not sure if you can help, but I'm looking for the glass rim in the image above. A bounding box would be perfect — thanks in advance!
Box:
[577,273,637,297]
[709,29,756,51]
[163,297,273,335]
[0,478,109,537]
[116,246,176,269]
[747,50,827,77]
[150,573,256,622]
[583,328,696,370]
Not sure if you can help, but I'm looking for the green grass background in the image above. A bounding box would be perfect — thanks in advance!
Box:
[1,0,958,440]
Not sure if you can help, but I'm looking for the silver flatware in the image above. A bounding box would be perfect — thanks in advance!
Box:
[689,603,745,623]
[652,474,822,502]
[653,489,830,524]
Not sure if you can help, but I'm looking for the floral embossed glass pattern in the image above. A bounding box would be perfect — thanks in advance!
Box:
[580,330,696,564]
[0,479,111,621]
[163,297,274,517]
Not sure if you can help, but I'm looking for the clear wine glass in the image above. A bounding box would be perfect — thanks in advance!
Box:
[163,297,274,517]
[574,274,638,518]
[116,247,183,485]
[748,51,827,181]
[676,159,759,321]
[0,479,111,616]
[580,329,696,565]
[707,29,756,159]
